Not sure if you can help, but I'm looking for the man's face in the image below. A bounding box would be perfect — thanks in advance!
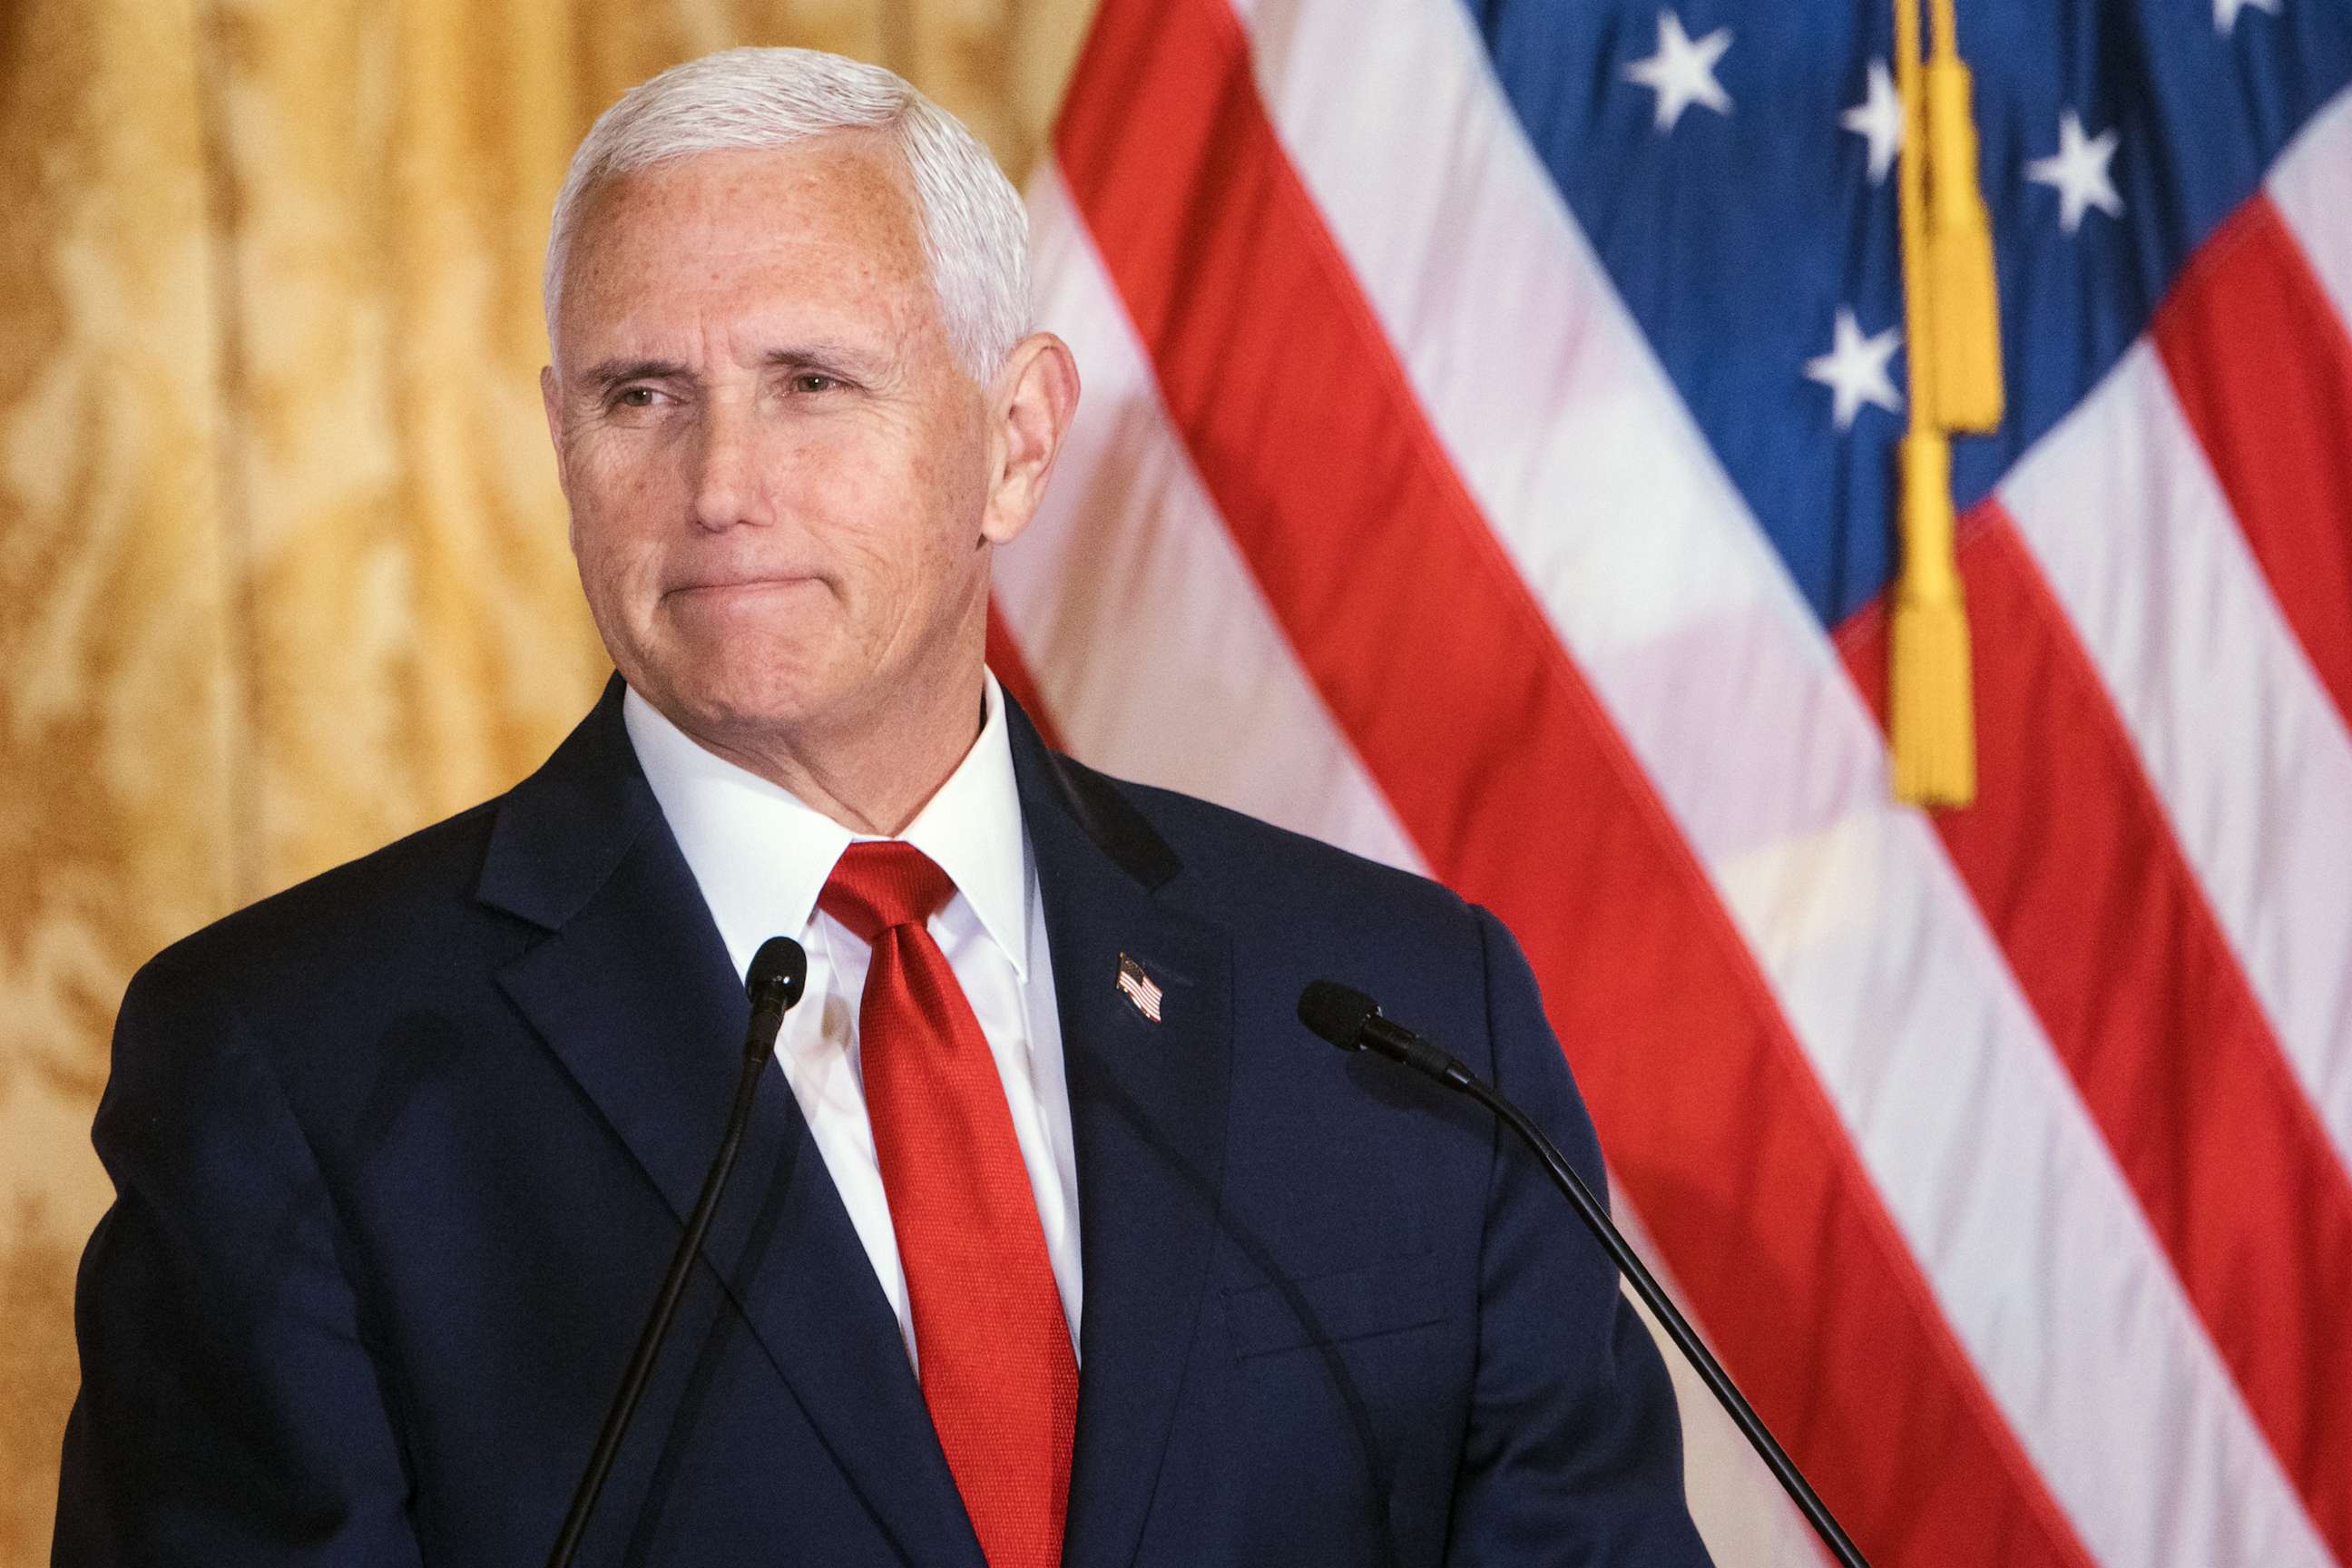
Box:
[544,138,1010,756]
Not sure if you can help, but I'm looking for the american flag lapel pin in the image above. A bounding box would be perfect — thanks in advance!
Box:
[1114,953,1163,1024]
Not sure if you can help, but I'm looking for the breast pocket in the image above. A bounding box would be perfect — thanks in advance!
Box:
[1221,1253,1448,1361]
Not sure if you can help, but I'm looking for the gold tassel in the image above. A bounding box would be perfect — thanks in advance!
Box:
[1891,432,1975,806]
[1923,58,2004,432]
[1888,0,1986,808]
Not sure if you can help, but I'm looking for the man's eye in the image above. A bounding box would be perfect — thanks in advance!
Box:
[791,373,838,394]
[614,387,658,408]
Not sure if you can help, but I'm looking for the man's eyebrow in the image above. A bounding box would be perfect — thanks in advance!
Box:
[579,357,691,391]
[761,343,875,375]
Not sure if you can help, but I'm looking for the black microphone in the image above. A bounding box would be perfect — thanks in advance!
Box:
[547,936,808,1568]
[1297,980,1870,1568]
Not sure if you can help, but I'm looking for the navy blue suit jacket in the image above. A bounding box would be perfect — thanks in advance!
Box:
[56,681,1710,1566]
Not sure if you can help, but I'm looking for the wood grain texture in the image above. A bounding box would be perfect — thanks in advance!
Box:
[0,3,1097,1560]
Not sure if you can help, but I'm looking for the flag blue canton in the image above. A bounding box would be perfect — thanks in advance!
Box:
[1464,0,2352,625]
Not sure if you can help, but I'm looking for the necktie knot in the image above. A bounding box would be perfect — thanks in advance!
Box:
[818,840,956,944]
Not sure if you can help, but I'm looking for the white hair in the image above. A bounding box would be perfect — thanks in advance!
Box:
[544,46,1029,381]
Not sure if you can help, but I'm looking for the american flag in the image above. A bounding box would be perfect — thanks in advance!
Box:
[1116,952,1165,1022]
[988,0,2352,1563]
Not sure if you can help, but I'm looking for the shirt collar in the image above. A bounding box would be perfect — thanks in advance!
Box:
[622,671,1032,981]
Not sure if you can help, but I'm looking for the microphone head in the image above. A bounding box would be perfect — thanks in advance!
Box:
[1297,979,1378,1052]
[747,936,808,1011]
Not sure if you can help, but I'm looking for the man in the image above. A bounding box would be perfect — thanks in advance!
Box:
[56,46,1710,1567]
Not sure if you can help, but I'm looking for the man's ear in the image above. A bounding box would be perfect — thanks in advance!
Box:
[540,365,572,508]
[979,332,1081,547]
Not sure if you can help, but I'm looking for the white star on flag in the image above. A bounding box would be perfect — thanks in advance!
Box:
[2214,0,2282,32]
[1841,59,1903,185]
[1804,308,1903,431]
[1622,11,1733,132]
[2027,111,2125,234]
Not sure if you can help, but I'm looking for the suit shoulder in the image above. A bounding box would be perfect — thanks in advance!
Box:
[1067,759,1473,933]
[134,795,512,1013]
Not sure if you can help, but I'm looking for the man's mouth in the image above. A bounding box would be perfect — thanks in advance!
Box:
[667,574,818,598]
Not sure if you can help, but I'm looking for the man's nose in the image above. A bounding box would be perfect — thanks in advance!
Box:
[689,400,766,532]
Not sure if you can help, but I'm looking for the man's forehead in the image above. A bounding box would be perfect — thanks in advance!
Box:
[552,138,938,353]
[581,137,920,253]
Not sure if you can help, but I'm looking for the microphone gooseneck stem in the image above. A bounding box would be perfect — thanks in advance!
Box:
[1452,1073,1870,1568]
[545,975,793,1568]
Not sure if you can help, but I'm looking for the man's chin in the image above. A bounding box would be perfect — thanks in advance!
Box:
[627,656,843,748]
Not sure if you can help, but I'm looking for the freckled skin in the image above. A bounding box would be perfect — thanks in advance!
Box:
[542,135,1078,833]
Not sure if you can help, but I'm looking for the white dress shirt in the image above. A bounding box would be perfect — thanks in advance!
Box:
[622,674,1081,1367]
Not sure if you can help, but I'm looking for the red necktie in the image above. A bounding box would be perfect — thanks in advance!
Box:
[819,841,1077,1568]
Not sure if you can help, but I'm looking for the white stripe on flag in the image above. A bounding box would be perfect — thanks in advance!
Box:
[2269,86,2352,336]
[1220,0,2337,1563]
[1997,340,2352,1185]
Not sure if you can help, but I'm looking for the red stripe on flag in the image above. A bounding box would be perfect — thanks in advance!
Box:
[2152,194,2352,735]
[1842,505,2352,1562]
[1053,3,2098,1563]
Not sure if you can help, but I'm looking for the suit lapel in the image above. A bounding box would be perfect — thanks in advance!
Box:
[481,681,979,1568]
[1007,703,1234,1568]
